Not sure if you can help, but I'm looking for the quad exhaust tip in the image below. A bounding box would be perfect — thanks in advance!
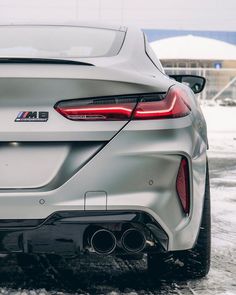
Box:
[91,229,116,255]
[121,228,146,253]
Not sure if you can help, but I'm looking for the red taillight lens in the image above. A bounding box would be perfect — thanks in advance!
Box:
[55,86,191,121]
[176,158,190,214]
[55,97,137,121]
[133,86,191,120]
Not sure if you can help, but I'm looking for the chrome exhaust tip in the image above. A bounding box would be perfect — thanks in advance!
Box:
[91,229,116,255]
[121,228,146,253]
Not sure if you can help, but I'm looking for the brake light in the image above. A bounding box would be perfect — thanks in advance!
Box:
[133,86,191,120]
[176,158,190,214]
[54,86,191,121]
[55,97,137,121]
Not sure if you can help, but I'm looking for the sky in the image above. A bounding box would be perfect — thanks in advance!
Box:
[0,0,235,31]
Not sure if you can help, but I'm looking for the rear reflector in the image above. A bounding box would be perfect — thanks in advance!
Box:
[176,158,190,214]
[54,86,191,121]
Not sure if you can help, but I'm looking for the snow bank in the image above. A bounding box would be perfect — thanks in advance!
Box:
[202,106,236,157]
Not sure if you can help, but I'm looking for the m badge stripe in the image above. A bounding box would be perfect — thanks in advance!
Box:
[17,111,24,118]
[23,111,29,118]
[15,111,49,122]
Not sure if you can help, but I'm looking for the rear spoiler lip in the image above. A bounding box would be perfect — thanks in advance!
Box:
[0,57,94,66]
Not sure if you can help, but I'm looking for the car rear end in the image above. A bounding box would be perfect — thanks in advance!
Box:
[0,24,208,259]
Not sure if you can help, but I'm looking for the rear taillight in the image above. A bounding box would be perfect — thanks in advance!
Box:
[54,86,191,121]
[55,97,137,121]
[176,157,190,214]
[133,86,191,120]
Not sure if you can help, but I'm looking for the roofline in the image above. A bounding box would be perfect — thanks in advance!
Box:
[0,21,127,32]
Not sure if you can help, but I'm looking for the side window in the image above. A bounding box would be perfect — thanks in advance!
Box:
[143,33,165,73]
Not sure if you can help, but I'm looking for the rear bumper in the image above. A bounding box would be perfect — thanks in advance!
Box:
[0,116,207,252]
[0,211,167,256]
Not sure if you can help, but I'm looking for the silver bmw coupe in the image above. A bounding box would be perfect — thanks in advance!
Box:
[0,23,210,279]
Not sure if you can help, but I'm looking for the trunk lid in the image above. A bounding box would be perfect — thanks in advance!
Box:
[0,64,171,189]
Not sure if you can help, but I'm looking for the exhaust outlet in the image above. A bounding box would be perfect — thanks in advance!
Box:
[121,228,146,253]
[91,229,116,255]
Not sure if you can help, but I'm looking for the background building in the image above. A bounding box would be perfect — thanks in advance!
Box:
[150,34,236,103]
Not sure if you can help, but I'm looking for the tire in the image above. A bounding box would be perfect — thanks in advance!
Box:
[148,160,211,280]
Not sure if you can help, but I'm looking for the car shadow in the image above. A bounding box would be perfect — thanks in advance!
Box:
[0,254,192,294]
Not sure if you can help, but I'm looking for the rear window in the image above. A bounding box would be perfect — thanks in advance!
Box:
[0,26,125,58]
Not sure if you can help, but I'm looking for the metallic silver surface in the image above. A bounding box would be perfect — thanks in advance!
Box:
[0,23,208,253]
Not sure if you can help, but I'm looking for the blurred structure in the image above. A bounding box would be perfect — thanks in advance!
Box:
[0,0,235,105]
[151,35,236,68]
[145,29,236,45]
[151,36,236,105]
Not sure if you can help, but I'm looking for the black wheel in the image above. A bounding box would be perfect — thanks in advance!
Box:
[148,161,211,280]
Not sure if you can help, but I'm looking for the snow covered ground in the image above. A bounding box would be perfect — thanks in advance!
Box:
[201,106,236,295]
[0,106,235,295]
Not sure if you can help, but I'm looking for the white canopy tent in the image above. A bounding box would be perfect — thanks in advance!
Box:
[151,35,236,60]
